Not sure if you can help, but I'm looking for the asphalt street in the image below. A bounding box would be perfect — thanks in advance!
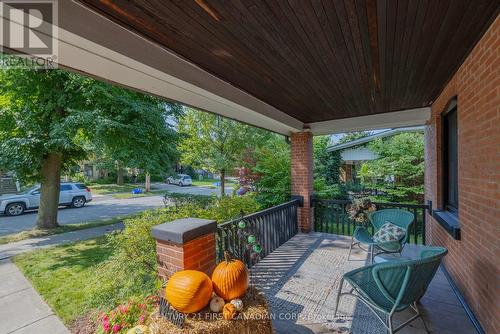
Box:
[0,184,233,236]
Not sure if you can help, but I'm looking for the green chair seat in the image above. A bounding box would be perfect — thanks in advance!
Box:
[335,246,448,334]
[348,209,415,263]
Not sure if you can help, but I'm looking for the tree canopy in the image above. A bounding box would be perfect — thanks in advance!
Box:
[178,109,270,196]
[358,132,424,203]
[0,63,180,227]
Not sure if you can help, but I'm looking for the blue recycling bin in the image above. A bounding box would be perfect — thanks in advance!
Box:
[132,188,143,194]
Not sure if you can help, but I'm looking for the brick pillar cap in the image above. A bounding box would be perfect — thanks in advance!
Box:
[151,218,217,244]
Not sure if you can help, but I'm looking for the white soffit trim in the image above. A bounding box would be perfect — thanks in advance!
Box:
[308,108,431,135]
[1,1,303,135]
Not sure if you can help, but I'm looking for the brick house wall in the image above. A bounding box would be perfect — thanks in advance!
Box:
[424,16,499,333]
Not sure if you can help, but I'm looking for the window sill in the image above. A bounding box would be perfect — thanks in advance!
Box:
[432,210,461,240]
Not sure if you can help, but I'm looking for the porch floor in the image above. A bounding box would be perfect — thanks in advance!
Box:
[251,233,476,334]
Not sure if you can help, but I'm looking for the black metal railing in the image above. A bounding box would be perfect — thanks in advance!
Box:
[313,199,429,244]
[216,199,300,268]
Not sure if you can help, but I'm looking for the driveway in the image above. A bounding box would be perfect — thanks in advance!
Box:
[0,184,233,236]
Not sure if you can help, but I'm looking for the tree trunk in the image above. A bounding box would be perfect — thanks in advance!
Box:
[117,162,124,185]
[145,172,151,192]
[220,169,225,197]
[36,153,62,229]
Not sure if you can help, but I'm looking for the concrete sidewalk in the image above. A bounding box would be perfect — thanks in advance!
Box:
[0,222,124,333]
[0,223,123,259]
[0,259,69,334]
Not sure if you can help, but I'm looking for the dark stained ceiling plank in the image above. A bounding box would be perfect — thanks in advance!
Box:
[77,0,500,124]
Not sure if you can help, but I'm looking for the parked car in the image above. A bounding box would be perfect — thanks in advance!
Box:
[166,174,192,187]
[0,182,92,216]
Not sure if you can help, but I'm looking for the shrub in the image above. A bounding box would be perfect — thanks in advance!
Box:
[343,181,366,194]
[252,137,291,208]
[86,194,261,310]
[205,192,261,222]
[313,177,345,199]
[163,192,213,208]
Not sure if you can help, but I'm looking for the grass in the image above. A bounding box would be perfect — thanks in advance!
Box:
[0,215,136,245]
[191,178,236,188]
[111,190,164,199]
[88,183,141,195]
[13,236,114,324]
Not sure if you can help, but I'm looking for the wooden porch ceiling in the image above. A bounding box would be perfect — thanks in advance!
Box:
[78,0,498,124]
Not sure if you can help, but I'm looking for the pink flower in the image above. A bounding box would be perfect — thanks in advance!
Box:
[138,315,145,324]
[112,324,121,333]
[103,322,111,333]
[119,305,129,314]
[102,315,109,322]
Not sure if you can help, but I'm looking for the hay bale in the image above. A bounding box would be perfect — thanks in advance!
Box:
[149,287,273,334]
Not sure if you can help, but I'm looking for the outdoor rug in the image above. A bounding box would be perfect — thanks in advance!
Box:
[251,233,386,334]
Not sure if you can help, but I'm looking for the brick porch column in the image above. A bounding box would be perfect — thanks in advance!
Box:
[151,218,217,281]
[291,131,314,232]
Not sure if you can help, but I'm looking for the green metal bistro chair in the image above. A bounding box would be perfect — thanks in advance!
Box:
[335,246,448,334]
[348,209,414,263]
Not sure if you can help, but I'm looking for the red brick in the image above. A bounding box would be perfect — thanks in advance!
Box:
[154,232,216,282]
[425,16,499,334]
[291,131,314,232]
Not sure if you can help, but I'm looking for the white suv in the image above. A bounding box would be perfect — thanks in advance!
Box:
[0,183,93,216]
[166,174,193,187]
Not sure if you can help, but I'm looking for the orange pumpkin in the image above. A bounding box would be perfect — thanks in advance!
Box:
[212,251,248,301]
[222,302,237,320]
[165,270,213,313]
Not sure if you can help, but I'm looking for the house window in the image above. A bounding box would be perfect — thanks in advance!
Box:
[442,100,458,214]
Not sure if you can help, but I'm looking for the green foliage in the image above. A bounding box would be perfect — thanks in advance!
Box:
[206,193,261,223]
[87,84,181,176]
[344,180,366,194]
[358,132,424,203]
[163,192,213,208]
[313,177,344,199]
[86,194,260,309]
[313,136,342,186]
[0,68,89,182]
[178,109,270,196]
[0,61,180,183]
[252,136,291,207]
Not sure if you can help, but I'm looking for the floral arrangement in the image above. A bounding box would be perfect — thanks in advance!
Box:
[96,296,158,334]
[347,197,376,225]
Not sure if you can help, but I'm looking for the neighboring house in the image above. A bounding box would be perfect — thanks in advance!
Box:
[193,169,213,179]
[327,127,424,183]
[0,171,20,195]
[78,161,110,181]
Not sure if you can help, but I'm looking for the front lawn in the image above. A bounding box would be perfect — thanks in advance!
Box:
[12,193,261,329]
[191,178,236,188]
[88,183,141,195]
[14,237,114,324]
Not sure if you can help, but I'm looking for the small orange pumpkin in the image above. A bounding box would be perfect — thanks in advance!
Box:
[222,302,237,320]
[212,251,248,301]
[165,270,213,313]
